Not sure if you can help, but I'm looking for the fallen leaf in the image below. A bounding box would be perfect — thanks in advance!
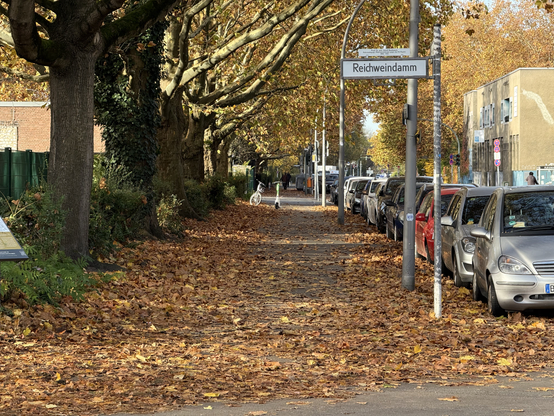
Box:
[438,396,459,401]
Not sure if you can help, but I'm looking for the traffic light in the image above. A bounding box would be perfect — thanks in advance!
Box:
[455,154,461,166]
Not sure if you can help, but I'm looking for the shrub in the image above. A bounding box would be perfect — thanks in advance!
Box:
[0,186,97,306]
[226,173,249,200]
[202,174,227,210]
[89,156,145,257]
[0,248,95,306]
[157,194,184,235]
[183,179,209,218]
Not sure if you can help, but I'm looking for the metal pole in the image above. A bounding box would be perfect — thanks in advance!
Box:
[432,24,442,319]
[314,129,319,201]
[339,0,366,225]
[401,0,420,291]
[322,93,327,207]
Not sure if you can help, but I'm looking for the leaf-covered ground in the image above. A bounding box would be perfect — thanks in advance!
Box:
[1,192,554,415]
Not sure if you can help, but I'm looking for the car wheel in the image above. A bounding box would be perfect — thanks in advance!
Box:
[453,254,465,287]
[472,271,484,302]
[487,279,505,317]
[425,242,434,264]
[367,211,374,226]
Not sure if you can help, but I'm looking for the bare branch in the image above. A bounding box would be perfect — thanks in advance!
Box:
[0,64,49,82]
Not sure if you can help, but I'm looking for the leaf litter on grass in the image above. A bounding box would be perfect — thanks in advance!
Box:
[0,200,553,415]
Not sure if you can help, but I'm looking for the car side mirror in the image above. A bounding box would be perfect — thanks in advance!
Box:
[415,212,426,222]
[440,216,454,227]
[470,227,490,241]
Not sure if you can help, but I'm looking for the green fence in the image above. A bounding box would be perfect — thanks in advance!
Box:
[0,148,49,199]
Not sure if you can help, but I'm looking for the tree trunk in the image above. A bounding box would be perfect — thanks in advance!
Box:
[157,90,202,219]
[183,105,207,182]
[48,53,96,259]
[216,139,231,178]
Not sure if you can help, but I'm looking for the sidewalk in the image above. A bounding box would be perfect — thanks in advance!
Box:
[110,192,554,416]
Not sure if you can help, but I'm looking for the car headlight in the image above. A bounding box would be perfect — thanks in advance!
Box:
[461,237,475,253]
[498,255,532,274]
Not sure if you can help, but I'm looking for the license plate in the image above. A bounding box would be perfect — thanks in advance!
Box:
[546,284,554,294]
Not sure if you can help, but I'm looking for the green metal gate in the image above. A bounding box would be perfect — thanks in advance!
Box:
[0,148,49,199]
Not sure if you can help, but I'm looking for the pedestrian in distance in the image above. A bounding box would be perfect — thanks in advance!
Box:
[281,173,288,190]
[526,171,539,185]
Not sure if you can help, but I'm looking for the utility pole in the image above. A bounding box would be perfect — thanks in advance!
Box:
[322,93,327,207]
[432,24,442,318]
[401,0,420,291]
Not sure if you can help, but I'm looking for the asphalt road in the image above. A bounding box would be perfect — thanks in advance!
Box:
[112,371,554,416]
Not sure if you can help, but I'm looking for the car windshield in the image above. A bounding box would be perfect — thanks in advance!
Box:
[356,180,370,191]
[386,180,403,195]
[503,191,554,232]
[370,181,381,193]
[461,196,490,225]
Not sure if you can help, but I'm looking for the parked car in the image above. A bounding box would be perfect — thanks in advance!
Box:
[414,187,461,263]
[349,178,372,214]
[471,186,554,316]
[375,176,433,233]
[384,182,430,241]
[343,176,371,208]
[329,178,340,205]
[367,181,386,227]
[325,173,339,192]
[362,178,385,222]
[415,183,476,214]
[440,186,499,287]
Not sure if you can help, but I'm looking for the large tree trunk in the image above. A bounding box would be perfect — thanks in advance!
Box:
[48,53,96,259]
[183,105,207,182]
[157,90,202,219]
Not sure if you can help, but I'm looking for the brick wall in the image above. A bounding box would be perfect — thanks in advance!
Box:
[0,102,104,153]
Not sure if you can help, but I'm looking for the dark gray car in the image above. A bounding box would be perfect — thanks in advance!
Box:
[440,186,499,287]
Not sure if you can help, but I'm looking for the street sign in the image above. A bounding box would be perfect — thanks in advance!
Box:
[0,218,28,261]
[494,159,501,167]
[494,139,500,146]
[341,58,429,79]
[449,154,454,165]
[494,152,501,160]
[358,48,411,57]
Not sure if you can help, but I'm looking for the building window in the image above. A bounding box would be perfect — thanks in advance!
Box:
[490,103,495,126]
[479,107,483,128]
[484,106,490,128]
[501,98,512,123]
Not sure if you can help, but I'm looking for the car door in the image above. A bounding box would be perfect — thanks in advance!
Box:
[442,193,463,270]
[473,193,498,291]
[416,192,433,257]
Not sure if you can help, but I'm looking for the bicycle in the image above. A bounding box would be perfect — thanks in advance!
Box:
[250,180,265,206]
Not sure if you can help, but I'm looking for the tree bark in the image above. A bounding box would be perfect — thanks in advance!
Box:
[48,52,96,259]
[157,89,202,219]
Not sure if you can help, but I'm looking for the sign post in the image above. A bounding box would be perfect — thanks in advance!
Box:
[494,139,501,185]
[339,0,425,291]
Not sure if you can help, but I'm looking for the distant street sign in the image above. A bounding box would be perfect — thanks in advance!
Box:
[358,48,411,57]
[494,159,501,167]
[341,58,429,79]
[494,139,500,146]
[494,152,501,160]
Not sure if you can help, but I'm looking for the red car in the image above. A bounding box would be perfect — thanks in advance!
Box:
[415,187,461,263]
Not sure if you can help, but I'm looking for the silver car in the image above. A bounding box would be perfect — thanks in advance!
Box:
[471,186,554,316]
[366,180,387,226]
[440,187,499,287]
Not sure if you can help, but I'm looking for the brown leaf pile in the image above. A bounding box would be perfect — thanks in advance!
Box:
[0,200,553,415]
